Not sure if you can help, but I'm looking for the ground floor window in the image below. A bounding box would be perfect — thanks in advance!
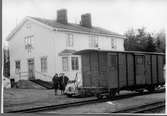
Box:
[62,57,69,71]
[15,60,21,74]
[41,57,47,72]
[71,57,79,70]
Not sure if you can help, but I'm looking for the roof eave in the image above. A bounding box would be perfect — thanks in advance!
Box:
[6,16,125,41]
[73,49,165,55]
[53,28,125,39]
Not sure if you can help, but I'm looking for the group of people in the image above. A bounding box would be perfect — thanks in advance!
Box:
[52,73,69,95]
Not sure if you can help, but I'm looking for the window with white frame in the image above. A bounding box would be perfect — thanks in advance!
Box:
[41,57,47,72]
[71,57,79,70]
[24,35,34,49]
[66,33,74,47]
[15,60,21,74]
[111,38,117,49]
[62,57,69,71]
[89,35,98,48]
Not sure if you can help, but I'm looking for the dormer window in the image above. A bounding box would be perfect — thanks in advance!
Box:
[89,35,98,48]
[66,33,74,47]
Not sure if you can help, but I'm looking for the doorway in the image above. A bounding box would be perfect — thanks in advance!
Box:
[28,58,35,80]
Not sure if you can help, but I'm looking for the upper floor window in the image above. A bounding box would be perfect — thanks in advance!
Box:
[15,60,21,74]
[41,57,47,72]
[89,35,98,48]
[66,33,74,47]
[62,57,69,71]
[111,38,117,49]
[24,35,34,49]
[71,57,79,70]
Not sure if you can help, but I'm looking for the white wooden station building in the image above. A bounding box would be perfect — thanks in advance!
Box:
[6,9,125,84]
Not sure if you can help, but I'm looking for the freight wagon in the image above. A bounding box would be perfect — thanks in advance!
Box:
[65,49,165,98]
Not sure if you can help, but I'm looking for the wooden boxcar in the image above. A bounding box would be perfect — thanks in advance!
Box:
[74,49,165,97]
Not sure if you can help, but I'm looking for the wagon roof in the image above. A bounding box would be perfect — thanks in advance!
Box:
[74,49,165,55]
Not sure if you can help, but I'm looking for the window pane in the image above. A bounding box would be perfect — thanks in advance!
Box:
[41,57,47,72]
[62,57,68,71]
[71,57,79,70]
[111,39,114,48]
[89,36,98,48]
[15,61,21,74]
[24,35,34,50]
[67,34,73,47]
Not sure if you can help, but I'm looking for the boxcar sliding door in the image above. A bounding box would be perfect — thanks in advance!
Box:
[135,54,145,85]
[82,54,91,87]
[157,55,165,84]
[90,52,99,87]
[118,53,127,88]
[107,53,118,89]
[145,55,152,85]
[151,55,158,84]
[99,52,108,87]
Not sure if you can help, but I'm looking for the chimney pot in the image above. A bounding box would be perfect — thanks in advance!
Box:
[57,9,68,24]
[81,13,92,28]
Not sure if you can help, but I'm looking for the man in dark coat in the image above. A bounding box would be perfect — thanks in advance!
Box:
[52,73,59,95]
[59,73,69,95]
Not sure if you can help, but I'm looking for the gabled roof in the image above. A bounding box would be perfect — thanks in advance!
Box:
[6,16,125,41]
[30,17,123,37]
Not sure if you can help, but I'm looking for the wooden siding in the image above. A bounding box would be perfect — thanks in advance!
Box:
[80,50,165,90]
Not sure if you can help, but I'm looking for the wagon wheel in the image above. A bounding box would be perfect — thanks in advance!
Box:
[96,93,104,99]
[66,94,73,97]
[97,94,103,99]
[109,89,117,98]
[135,89,144,93]
[147,87,155,92]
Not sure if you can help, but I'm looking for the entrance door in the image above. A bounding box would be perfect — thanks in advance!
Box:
[28,58,35,80]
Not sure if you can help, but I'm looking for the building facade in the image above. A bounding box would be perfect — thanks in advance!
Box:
[7,9,125,84]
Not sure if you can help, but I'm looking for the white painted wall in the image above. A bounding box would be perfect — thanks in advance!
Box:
[8,18,125,83]
[53,31,124,81]
[9,20,56,82]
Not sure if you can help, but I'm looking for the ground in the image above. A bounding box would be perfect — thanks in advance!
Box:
[3,88,95,113]
[46,92,165,114]
[3,88,165,114]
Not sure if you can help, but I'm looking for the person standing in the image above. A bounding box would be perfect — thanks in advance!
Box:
[59,73,69,95]
[52,73,59,95]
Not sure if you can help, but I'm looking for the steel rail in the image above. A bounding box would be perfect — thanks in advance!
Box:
[8,89,165,113]
[113,101,165,113]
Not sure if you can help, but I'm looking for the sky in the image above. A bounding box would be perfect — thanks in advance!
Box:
[2,0,167,43]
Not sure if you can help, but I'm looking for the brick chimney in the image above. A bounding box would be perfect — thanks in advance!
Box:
[80,13,92,28]
[57,9,68,24]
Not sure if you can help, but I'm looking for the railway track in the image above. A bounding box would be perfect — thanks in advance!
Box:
[113,101,165,113]
[8,89,165,113]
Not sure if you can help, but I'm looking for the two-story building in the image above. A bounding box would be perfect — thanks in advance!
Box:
[6,9,125,83]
